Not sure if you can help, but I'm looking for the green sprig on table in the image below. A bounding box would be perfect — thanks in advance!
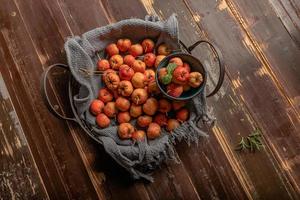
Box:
[235,129,264,152]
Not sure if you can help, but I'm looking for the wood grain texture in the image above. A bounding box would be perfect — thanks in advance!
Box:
[0,0,299,199]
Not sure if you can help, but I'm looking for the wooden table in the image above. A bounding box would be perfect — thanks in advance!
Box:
[0,0,299,199]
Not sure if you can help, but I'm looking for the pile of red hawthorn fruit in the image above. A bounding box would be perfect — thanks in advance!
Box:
[89,38,195,141]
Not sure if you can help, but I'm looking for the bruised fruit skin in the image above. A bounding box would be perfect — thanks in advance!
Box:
[158,99,172,113]
[132,60,146,73]
[90,99,104,115]
[119,65,134,81]
[147,80,160,94]
[117,38,131,52]
[157,43,171,55]
[131,89,148,105]
[167,119,180,132]
[129,44,143,57]
[147,123,161,139]
[117,112,131,124]
[143,97,158,116]
[106,43,119,57]
[131,72,146,89]
[115,97,131,112]
[103,102,117,118]
[173,66,190,84]
[189,72,203,88]
[109,55,123,70]
[96,113,110,128]
[166,83,183,97]
[118,80,133,97]
[123,55,135,66]
[155,55,166,68]
[176,108,189,122]
[169,57,183,67]
[153,113,168,126]
[132,130,146,141]
[97,59,110,71]
[129,104,142,118]
[104,72,120,91]
[143,53,156,67]
[98,88,113,103]
[118,123,134,139]
[137,115,152,127]
[144,69,155,85]
[172,101,186,111]
[183,62,191,72]
[142,39,155,53]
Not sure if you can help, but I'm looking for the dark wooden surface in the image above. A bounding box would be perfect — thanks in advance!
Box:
[0,0,299,199]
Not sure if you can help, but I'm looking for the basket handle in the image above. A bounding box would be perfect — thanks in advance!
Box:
[40,63,77,123]
[179,40,225,97]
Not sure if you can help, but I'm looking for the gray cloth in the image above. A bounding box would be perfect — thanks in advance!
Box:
[64,14,214,182]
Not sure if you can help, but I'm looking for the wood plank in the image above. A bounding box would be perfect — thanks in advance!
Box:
[0,0,99,199]
[0,72,48,199]
[224,0,300,113]
[183,0,300,197]
[268,0,300,46]
[137,0,299,199]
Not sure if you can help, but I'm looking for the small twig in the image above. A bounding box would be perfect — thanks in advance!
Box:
[235,129,264,153]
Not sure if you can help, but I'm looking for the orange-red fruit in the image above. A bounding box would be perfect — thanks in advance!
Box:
[132,60,146,73]
[183,62,191,72]
[117,38,131,52]
[129,104,143,118]
[176,108,189,122]
[115,97,130,112]
[119,64,134,81]
[123,55,135,66]
[143,53,156,67]
[103,102,117,118]
[129,44,143,57]
[109,55,123,70]
[143,97,158,116]
[118,123,134,139]
[173,66,190,84]
[147,80,160,94]
[153,113,168,126]
[137,115,152,127]
[141,39,155,53]
[98,88,113,103]
[169,57,183,67]
[172,101,186,111]
[90,99,104,115]
[132,130,146,141]
[106,43,119,57]
[131,72,146,89]
[157,43,171,55]
[117,112,131,124]
[96,113,110,128]
[97,59,110,71]
[158,68,168,81]
[103,72,120,91]
[189,72,203,88]
[118,80,133,97]
[131,89,148,105]
[158,99,172,113]
[166,83,183,97]
[167,119,180,132]
[147,123,161,139]
[155,55,166,68]
[144,69,155,85]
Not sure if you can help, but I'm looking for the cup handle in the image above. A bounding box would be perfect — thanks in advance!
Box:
[179,40,225,97]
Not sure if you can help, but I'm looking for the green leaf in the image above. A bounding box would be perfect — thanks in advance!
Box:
[166,63,177,74]
[161,74,172,85]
